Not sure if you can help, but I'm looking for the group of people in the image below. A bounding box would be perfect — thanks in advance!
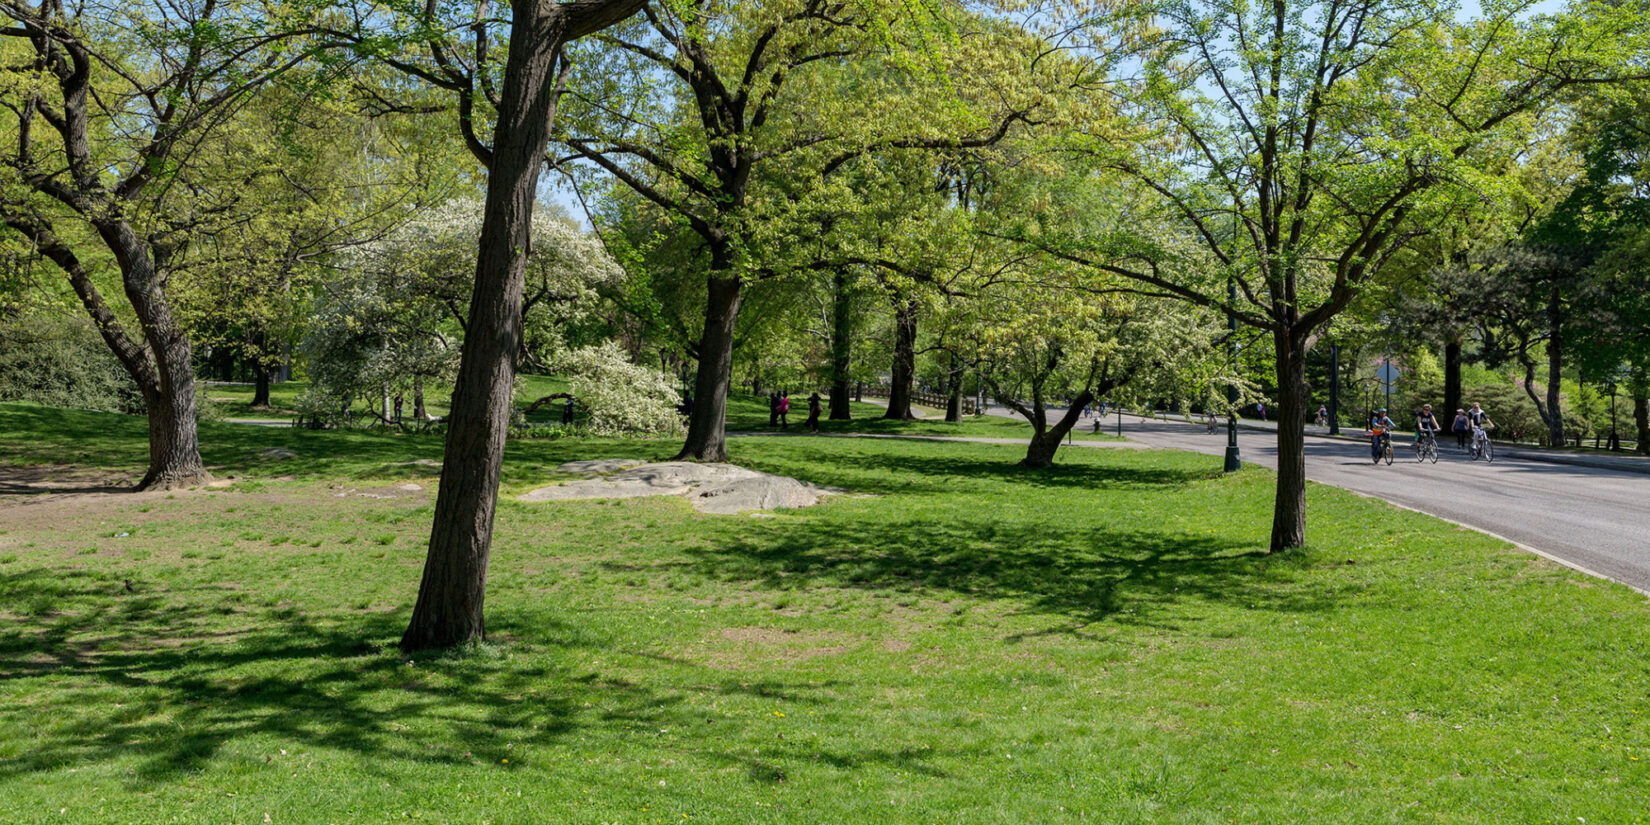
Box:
[1368,402,1495,459]
[768,390,823,432]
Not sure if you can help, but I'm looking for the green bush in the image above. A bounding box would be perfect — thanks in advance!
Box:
[0,312,142,413]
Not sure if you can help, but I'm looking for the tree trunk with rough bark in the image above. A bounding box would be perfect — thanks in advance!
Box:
[829,269,852,420]
[677,271,742,461]
[252,364,272,409]
[1269,332,1309,552]
[403,0,575,653]
[1017,389,1093,468]
[1545,285,1565,446]
[96,221,209,491]
[883,300,917,421]
[1443,336,1461,420]
[945,356,963,423]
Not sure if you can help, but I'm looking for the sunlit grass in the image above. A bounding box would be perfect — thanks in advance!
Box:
[1,403,1646,823]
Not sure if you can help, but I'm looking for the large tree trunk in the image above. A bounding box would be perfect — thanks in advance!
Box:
[414,378,427,420]
[10,216,205,490]
[1270,332,1309,552]
[1443,336,1461,421]
[828,269,853,420]
[1545,285,1565,446]
[402,2,571,653]
[96,221,209,491]
[677,271,742,461]
[945,355,963,423]
[252,364,272,409]
[1017,389,1093,469]
[883,299,917,421]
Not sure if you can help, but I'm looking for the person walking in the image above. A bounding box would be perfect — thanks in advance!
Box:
[768,391,780,428]
[778,392,791,430]
[1452,408,1470,451]
[806,392,822,432]
[1256,401,1267,421]
[562,397,575,425]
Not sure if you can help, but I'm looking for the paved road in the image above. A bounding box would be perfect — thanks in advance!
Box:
[1077,412,1650,593]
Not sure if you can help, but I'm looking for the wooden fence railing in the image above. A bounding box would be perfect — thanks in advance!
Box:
[856,385,980,416]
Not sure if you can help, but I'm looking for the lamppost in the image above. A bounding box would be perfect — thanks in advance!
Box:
[1224,274,1241,473]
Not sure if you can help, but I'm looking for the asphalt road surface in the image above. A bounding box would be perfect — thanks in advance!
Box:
[1096,414,1650,593]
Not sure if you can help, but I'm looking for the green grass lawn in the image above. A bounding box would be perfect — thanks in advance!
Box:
[2,402,1647,823]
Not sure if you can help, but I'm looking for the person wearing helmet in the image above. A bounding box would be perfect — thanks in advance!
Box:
[1369,407,1395,461]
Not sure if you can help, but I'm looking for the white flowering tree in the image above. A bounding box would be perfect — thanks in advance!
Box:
[554,342,685,436]
[301,199,624,426]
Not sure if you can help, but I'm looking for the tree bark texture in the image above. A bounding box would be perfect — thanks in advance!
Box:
[1269,333,1310,552]
[883,300,917,421]
[1545,284,1565,446]
[95,220,209,490]
[677,272,742,461]
[1017,389,1093,469]
[403,0,570,653]
[1443,336,1461,420]
[252,363,272,408]
[828,269,853,420]
[945,356,963,423]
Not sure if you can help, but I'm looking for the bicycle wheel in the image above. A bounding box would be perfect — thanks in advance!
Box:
[1427,441,1438,464]
[1383,443,1393,465]
[1482,438,1493,463]
[1414,441,1426,463]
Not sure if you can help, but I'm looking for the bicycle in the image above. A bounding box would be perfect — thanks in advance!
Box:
[1371,429,1393,465]
[1469,425,1494,462]
[1413,430,1438,463]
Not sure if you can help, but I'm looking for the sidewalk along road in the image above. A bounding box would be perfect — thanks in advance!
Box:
[983,405,1650,593]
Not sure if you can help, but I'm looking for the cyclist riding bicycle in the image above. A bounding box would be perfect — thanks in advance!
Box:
[1369,408,1395,461]
[1415,404,1440,443]
[1466,402,1495,454]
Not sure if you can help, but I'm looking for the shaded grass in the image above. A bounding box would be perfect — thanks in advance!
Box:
[1,404,1648,823]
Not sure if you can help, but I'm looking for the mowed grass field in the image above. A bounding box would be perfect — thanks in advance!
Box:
[1,402,1647,824]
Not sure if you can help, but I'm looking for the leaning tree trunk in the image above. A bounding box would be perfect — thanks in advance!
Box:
[12,215,206,490]
[1269,332,1310,552]
[828,269,853,420]
[97,221,209,491]
[883,300,917,421]
[402,3,570,653]
[1018,390,1094,469]
[1443,336,1461,421]
[677,270,742,461]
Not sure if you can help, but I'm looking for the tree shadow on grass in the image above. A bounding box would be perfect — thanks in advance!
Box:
[743,442,1222,498]
[0,567,915,787]
[685,515,1329,636]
